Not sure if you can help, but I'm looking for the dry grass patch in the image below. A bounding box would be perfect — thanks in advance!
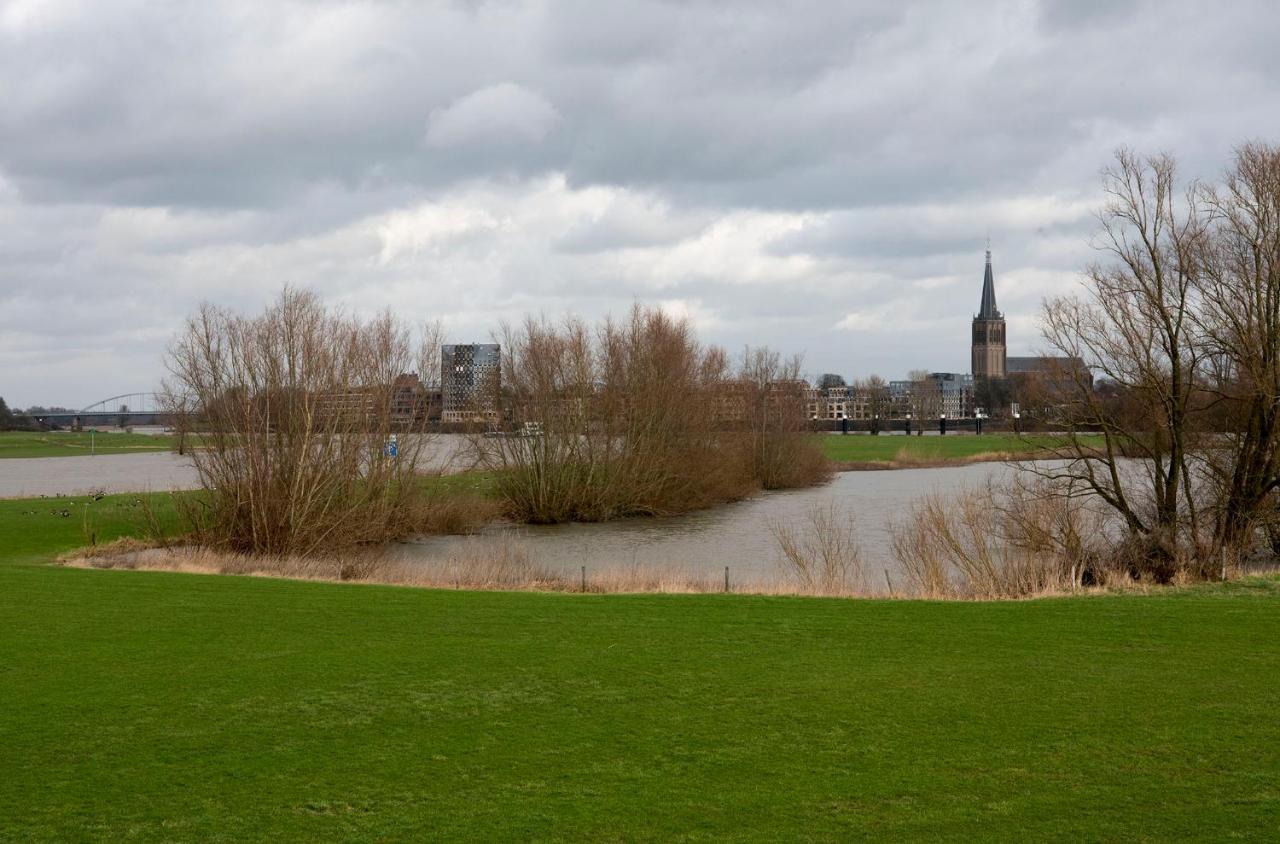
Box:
[59,538,868,597]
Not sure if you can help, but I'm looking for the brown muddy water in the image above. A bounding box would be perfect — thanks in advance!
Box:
[395,462,1025,589]
[6,439,1047,592]
[0,435,476,498]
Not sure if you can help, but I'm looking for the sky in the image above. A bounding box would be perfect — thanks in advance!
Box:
[3,0,1280,408]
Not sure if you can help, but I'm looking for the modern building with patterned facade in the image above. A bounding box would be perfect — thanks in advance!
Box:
[440,343,501,422]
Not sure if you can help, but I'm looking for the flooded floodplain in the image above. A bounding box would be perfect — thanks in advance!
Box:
[397,462,1024,589]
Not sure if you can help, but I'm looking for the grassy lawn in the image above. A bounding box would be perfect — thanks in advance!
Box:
[0,429,176,458]
[1,495,1278,840]
[818,432,1102,464]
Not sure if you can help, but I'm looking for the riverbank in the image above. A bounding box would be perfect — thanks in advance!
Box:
[0,429,175,459]
[2,501,1277,838]
[818,432,1103,469]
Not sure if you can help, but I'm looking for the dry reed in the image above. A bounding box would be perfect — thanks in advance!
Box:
[889,476,1113,599]
[62,536,1149,601]
[769,502,866,594]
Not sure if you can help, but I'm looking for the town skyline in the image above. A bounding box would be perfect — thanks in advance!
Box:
[7,247,1027,413]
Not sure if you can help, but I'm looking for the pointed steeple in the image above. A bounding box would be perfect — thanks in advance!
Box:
[978,247,1001,319]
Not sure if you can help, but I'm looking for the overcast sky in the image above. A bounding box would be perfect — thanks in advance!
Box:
[3,0,1280,408]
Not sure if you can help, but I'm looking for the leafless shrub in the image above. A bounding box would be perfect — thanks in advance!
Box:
[134,492,177,548]
[769,502,865,594]
[474,306,826,524]
[734,347,833,490]
[163,288,443,555]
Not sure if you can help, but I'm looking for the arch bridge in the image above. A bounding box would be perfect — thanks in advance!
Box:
[34,393,172,428]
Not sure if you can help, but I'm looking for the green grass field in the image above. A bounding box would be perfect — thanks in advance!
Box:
[817,432,1101,464]
[0,429,176,458]
[1,493,1278,839]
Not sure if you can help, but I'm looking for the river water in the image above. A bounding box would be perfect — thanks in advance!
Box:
[0,434,476,498]
[396,461,1023,589]
[2,438,1029,590]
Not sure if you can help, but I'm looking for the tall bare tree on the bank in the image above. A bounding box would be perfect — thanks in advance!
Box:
[885,144,1280,593]
[1196,143,1280,555]
[1038,149,1209,574]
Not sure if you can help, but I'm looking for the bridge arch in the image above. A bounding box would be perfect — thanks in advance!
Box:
[79,393,165,415]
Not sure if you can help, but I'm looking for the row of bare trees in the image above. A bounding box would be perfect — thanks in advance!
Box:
[1032,143,1280,577]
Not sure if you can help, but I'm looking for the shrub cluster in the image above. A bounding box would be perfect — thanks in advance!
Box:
[474,306,829,523]
[164,289,441,555]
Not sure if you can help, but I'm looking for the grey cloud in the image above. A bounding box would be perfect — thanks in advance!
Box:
[425,83,561,148]
[6,0,1275,213]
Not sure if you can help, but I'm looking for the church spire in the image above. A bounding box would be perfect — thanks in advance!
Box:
[978,246,1000,319]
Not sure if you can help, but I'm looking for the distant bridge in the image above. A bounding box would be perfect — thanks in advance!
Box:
[34,393,172,428]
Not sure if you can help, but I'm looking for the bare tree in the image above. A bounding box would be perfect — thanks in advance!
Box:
[850,375,888,422]
[476,306,749,522]
[769,502,865,594]
[1194,143,1280,556]
[907,369,940,428]
[1037,149,1209,576]
[891,476,1109,598]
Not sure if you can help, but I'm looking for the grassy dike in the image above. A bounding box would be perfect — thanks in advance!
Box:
[0,493,1278,839]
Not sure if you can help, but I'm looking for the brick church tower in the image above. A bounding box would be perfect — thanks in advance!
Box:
[971,247,1006,378]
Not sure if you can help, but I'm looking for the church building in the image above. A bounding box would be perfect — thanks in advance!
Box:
[971,248,1007,379]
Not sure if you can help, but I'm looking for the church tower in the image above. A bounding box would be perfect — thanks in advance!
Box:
[971,247,1006,378]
